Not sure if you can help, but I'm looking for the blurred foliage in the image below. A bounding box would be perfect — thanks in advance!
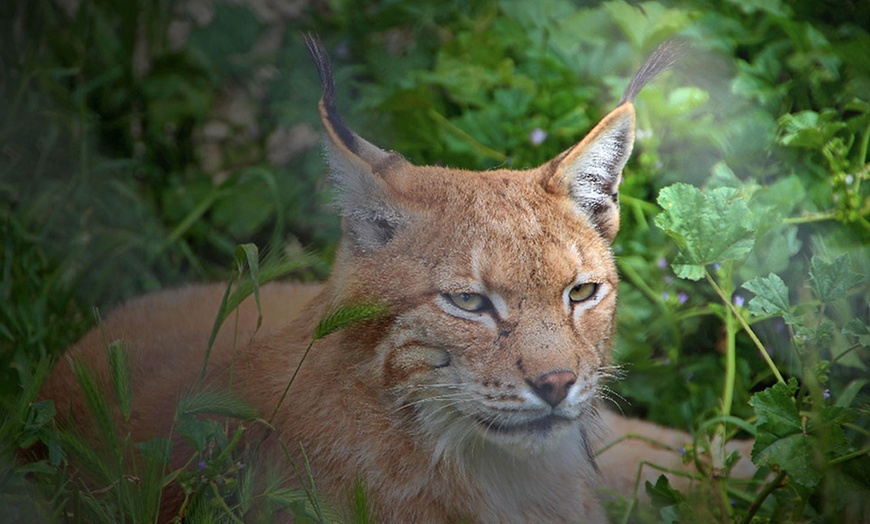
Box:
[1,0,868,522]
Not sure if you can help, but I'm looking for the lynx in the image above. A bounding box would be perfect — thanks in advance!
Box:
[39,37,752,522]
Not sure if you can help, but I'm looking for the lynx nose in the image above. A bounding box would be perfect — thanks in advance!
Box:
[529,370,577,407]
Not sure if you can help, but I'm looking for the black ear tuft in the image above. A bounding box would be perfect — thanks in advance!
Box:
[303,33,359,156]
[303,33,409,253]
[619,40,683,105]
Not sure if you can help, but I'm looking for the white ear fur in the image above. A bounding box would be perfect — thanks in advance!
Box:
[562,107,634,205]
[324,142,408,251]
[546,104,635,241]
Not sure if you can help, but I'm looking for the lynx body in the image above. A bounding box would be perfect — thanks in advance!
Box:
[40,39,731,522]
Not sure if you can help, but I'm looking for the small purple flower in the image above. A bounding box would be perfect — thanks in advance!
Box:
[661,291,670,301]
[733,294,745,307]
[197,461,207,471]
[678,446,686,456]
[657,257,668,269]
[664,276,674,285]
[823,389,831,400]
[677,292,688,305]
[713,263,721,271]
[529,128,547,146]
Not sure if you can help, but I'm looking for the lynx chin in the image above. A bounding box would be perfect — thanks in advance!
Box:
[39,36,752,522]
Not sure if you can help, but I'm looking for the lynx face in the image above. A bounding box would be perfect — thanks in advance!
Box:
[355,167,620,457]
[303,36,675,463]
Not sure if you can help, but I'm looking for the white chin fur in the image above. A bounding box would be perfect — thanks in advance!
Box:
[416,399,595,465]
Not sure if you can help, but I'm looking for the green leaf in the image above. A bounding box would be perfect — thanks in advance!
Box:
[176,388,259,420]
[186,3,261,78]
[176,417,226,452]
[754,433,821,488]
[777,110,846,149]
[135,437,172,463]
[707,161,743,190]
[742,273,796,325]
[751,379,801,438]
[751,379,826,488]
[655,184,755,280]
[835,379,868,408]
[843,319,870,348]
[671,263,706,281]
[645,474,684,508]
[808,254,864,303]
[313,303,390,341]
[106,340,132,422]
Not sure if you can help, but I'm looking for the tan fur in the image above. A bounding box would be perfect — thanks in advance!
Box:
[40,40,752,522]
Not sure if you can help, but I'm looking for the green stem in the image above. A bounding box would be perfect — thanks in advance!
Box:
[705,271,786,384]
[209,481,245,524]
[783,211,839,225]
[857,120,870,179]
[619,193,661,215]
[617,261,682,347]
[723,303,736,418]
[268,340,315,425]
[828,446,870,466]
[739,470,787,524]
[427,109,508,162]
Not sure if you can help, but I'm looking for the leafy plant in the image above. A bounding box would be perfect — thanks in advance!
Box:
[1,0,868,522]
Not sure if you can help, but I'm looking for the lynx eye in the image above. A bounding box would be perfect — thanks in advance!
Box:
[446,292,488,312]
[568,282,599,303]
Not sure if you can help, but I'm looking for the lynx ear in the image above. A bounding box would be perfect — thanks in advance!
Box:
[544,104,635,242]
[304,34,411,251]
[545,41,680,242]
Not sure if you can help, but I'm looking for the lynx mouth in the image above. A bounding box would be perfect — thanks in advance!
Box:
[475,414,572,434]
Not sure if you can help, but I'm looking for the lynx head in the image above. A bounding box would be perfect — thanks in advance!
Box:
[304,36,676,460]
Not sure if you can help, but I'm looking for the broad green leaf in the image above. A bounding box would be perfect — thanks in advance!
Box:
[754,433,821,488]
[742,273,796,324]
[809,405,858,435]
[655,184,756,280]
[671,263,706,281]
[751,379,801,437]
[808,254,864,303]
[740,226,801,279]
[777,110,846,149]
[707,161,742,190]
[176,417,226,452]
[645,474,684,508]
[751,379,827,488]
[843,319,870,348]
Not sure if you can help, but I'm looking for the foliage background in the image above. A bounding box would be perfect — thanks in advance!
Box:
[1,0,868,522]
